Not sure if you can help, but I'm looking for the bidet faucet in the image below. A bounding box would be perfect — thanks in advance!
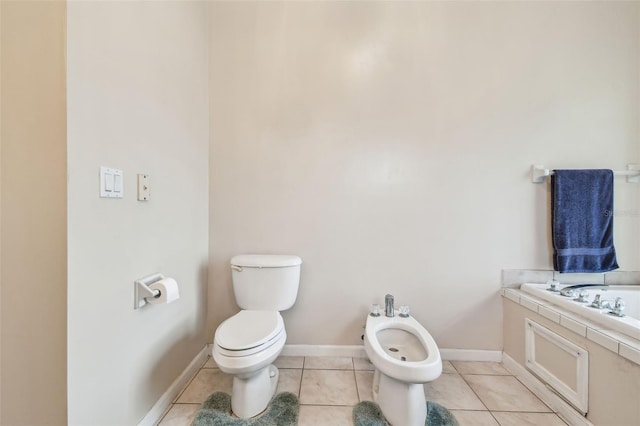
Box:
[385,294,394,317]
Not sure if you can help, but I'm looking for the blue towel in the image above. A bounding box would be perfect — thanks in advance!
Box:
[551,169,618,273]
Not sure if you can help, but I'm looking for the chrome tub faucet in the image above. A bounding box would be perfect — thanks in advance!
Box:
[590,294,612,309]
[611,297,625,317]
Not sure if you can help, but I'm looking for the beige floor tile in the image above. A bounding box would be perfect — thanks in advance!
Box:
[304,356,353,370]
[176,369,233,403]
[274,355,304,369]
[451,361,510,375]
[202,356,216,369]
[450,410,499,426]
[353,357,375,371]
[423,374,486,410]
[276,368,302,396]
[463,375,551,412]
[298,405,354,426]
[300,370,359,406]
[492,411,568,426]
[158,404,200,426]
[355,370,374,402]
[442,360,457,374]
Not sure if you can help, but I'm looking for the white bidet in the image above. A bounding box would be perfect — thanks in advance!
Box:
[364,311,442,426]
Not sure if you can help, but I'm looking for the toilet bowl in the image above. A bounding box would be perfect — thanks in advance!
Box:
[364,311,442,426]
[213,310,286,418]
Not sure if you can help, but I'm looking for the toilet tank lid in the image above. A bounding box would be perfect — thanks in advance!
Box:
[230,255,302,268]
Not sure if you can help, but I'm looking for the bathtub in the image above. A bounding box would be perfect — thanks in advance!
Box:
[520,283,640,340]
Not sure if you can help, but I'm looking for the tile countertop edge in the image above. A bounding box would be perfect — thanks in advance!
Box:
[501,288,640,366]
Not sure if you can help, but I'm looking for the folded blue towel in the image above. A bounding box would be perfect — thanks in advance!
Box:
[551,169,618,273]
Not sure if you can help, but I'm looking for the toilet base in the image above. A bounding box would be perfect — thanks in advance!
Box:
[231,364,279,418]
[373,369,427,426]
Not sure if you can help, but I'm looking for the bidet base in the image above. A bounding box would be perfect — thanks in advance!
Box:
[373,369,427,426]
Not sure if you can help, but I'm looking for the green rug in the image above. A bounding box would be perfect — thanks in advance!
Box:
[192,392,298,426]
[353,400,459,426]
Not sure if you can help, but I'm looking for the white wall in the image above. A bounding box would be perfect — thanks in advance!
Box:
[67,2,209,424]
[208,1,640,349]
[1,1,67,424]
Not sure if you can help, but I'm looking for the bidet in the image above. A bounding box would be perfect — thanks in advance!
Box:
[364,308,442,426]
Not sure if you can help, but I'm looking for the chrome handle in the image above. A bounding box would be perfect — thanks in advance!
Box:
[576,290,590,303]
[610,297,625,317]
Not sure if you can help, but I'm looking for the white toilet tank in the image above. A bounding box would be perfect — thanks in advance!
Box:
[230,255,302,311]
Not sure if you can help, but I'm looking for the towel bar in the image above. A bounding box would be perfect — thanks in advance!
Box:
[531,164,640,184]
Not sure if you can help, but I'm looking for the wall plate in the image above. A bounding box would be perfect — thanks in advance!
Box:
[100,167,123,198]
[138,173,150,201]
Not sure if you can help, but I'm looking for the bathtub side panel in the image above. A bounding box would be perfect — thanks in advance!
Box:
[503,298,527,365]
[503,298,640,426]
[589,343,640,426]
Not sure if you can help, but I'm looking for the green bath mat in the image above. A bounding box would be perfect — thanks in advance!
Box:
[353,400,459,426]
[191,392,298,426]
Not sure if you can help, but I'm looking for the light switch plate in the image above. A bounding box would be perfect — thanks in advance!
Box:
[100,167,123,198]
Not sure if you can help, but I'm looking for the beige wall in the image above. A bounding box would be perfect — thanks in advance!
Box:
[66,1,209,424]
[208,1,640,349]
[0,1,67,424]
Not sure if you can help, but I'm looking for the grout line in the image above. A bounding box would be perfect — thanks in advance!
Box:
[171,361,203,404]
[488,410,502,425]
[157,359,208,425]
[154,404,173,426]
[352,361,361,403]
[512,374,555,412]
[456,373,491,412]
[298,403,357,407]
[297,363,305,399]
[491,410,569,414]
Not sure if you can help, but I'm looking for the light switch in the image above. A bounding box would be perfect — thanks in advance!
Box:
[100,167,123,198]
[114,174,123,192]
[104,173,114,192]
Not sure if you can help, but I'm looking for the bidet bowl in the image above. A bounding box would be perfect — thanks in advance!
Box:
[364,313,442,383]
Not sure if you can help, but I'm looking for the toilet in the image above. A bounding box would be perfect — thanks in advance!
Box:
[212,254,301,418]
[364,310,442,426]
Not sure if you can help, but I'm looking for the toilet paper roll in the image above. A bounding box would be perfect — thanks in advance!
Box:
[148,278,180,305]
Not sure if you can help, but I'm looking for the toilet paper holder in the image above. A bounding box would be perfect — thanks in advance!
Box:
[134,273,164,309]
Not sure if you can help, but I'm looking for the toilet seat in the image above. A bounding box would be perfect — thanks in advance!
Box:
[214,310,284,357]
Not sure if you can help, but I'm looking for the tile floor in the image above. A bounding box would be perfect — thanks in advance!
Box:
[157,356,570,426]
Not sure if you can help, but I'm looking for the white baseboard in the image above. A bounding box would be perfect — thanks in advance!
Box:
[502,352,593,426]
[439,348,503,362]
[138,345,209,426]
[280,344,501,362]
[281,344,367,357]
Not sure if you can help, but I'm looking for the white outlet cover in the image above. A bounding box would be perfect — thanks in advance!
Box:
[137,173,150,201]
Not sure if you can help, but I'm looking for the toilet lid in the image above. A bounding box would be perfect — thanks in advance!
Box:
[215,310,284,351]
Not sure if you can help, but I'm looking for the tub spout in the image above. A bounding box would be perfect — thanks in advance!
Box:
[560,283,609,298]
[385,294,394,317]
